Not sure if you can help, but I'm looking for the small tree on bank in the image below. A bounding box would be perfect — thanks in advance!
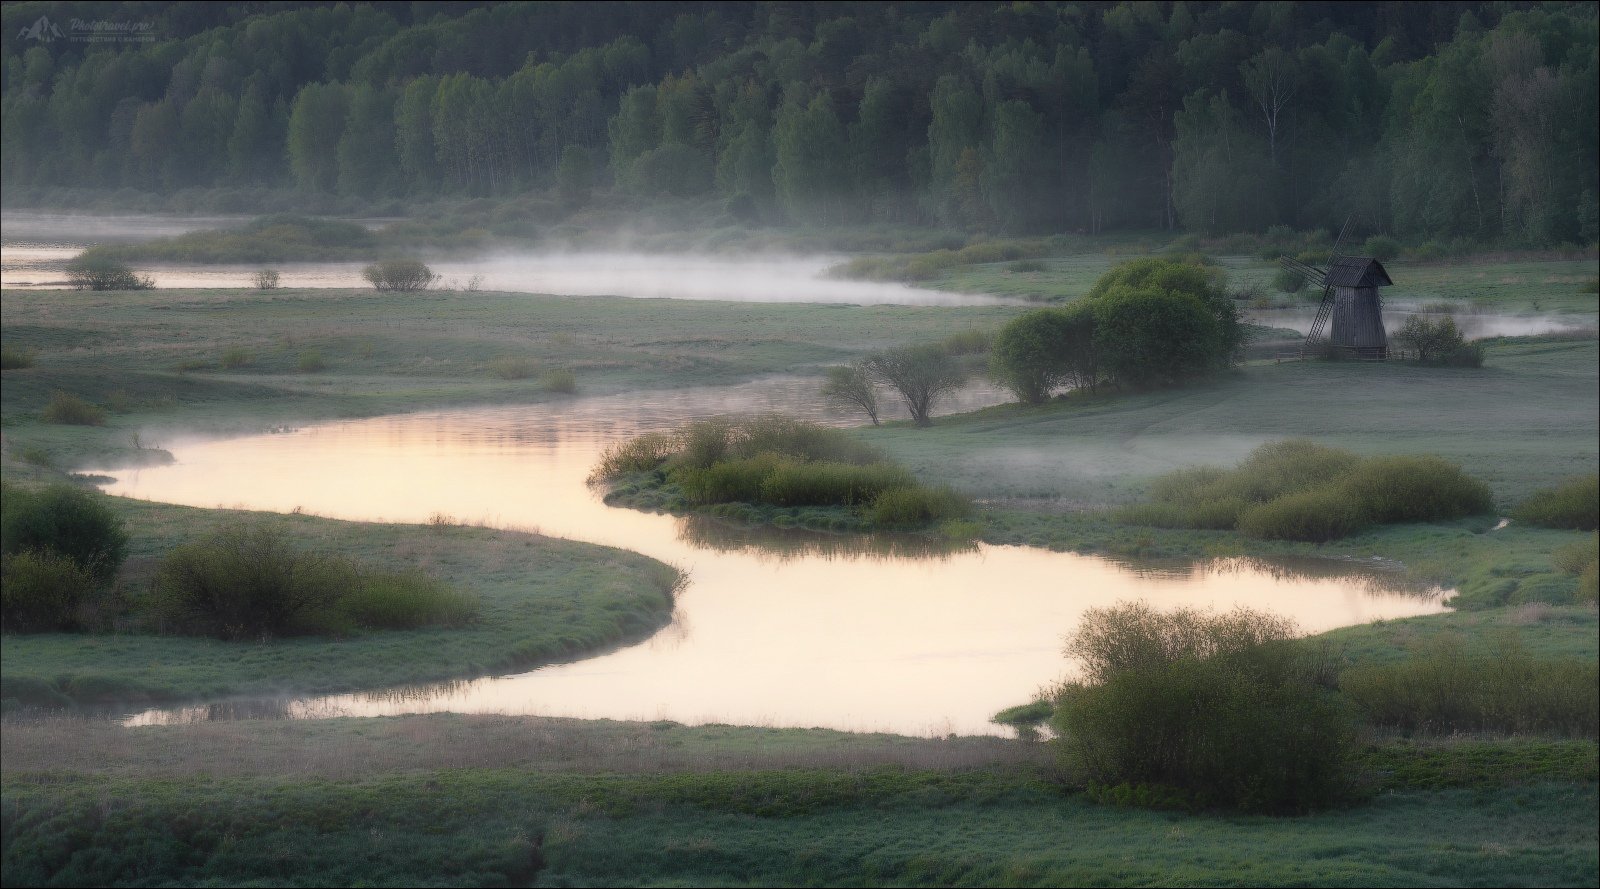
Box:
[820,363,880,425]
[362,258,439,292]
[863,343,967,427]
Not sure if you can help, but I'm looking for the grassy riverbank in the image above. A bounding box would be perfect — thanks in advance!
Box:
[0,494,680,709]
[2,713,1595,886]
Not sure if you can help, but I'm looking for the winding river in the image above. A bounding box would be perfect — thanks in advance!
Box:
[92,379,1446,736]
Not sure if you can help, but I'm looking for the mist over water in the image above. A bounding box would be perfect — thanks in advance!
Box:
[0,211,1006,305]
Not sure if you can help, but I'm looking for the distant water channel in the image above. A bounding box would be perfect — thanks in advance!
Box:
[92,378,1447,736]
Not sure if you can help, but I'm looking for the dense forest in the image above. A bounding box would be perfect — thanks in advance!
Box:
[2,1,1596,244]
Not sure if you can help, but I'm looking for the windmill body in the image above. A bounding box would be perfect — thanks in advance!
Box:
[1282,254,1394,360]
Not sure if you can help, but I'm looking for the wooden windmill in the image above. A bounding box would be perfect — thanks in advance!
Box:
[1279,250,1393,360]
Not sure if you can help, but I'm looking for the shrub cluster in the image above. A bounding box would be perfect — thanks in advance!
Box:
[1512,474,1598,530]
[1552,533,1598,602]
[1395,315,1483,366]
[1051,602,1353,813]
[592,415,970,530]
[989,257,1241,401]
[1341,639,1598,737]
[1,348,35,369]
[1,484,128,632]
[64,255,154,290]
[1118,440,1492,542]
[363,258,440,292]
[41,390,107,426]
[152,523,477,640]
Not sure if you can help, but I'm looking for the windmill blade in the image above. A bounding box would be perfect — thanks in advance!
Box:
[1299,283,1337,358]
[1278,256,1326,287]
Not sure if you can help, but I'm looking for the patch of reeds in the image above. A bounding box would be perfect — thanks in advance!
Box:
[1512,474,1599,530]
[1341,639,1599,737]
[1117,440,1492,542]
[41,390,107,426]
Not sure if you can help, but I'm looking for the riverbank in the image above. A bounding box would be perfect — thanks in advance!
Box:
[0,495,681,709]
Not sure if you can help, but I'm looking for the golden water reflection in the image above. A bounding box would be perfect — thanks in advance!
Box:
[103,381,1446,736]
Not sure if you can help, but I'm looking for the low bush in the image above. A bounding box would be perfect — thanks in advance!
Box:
[1513,474,1599,530]
[868,485,972,527]
[1237,488,1369,542]
[1010,259,1046,273]
[64,255,154,290]
[219,347,253,369]
[591,432,676,480]
[1339,455,1493,523]
[1396,315,1480,366]
[676,453,790,504]
[1,484,128,582]
[1,550,99,632]
[152,523,474,640]
[1341,639,1598,737]
[363,258,439,292]
[1124,441,1492,541]
[1,348,35,369]
[1272,267,1307,293]
[253,268,281,289]
[1051,603,1353,813]
[41,390,106,426]
[539,369,577,393]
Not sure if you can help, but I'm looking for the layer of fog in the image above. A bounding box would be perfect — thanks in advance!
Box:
[1245,305,1594,339]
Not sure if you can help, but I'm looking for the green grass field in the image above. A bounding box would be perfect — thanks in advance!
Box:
[2,715,1595,887]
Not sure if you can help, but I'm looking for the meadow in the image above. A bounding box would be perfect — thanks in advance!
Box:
[2,250,1597,886]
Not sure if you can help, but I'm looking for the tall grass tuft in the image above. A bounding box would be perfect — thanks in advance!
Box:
[1512,474,1599,530]
[1237,488,1369,542]
[332,570,480,630]
[868,486,973,527]
[1341,639,1599,737]
[488,356,538,379]
[539,368,577,393]
[1,549,99,632]
[1,348,36,369]
[591,432,676,480]
[41,390,107,426]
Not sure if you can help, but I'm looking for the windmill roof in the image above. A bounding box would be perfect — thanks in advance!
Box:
[1324,256,1393,288]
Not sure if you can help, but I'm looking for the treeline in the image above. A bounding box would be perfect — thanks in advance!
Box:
[3,2,1596,244]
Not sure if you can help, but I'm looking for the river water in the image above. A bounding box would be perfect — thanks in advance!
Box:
[91,379,1446,736]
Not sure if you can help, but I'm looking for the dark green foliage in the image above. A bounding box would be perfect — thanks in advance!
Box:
[1362,235,1401,261]
[1339,456,1493,524]
[989,308,1083,403]
[0,348,35,369]
[0,550,98,632]
[63,255,153,291]
[1552,535,1598,602]
[1341,639,1599,737]
[0,484,128,583]
[1237,488,1370,542]
[152,523,477,640]
[1052,602,1354,813]
[1513,474,1599,530]
[362,258,439,292]
[40,390,106,426]
[1080,258,1242,389]
[593,416,963,529]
